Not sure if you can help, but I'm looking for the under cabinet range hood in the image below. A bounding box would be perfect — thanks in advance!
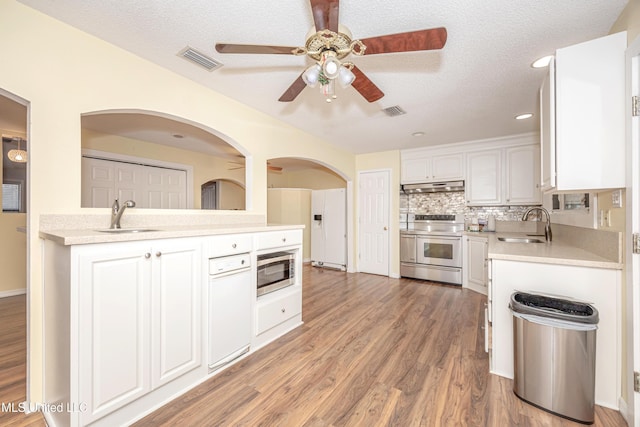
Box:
[402,180,464,193]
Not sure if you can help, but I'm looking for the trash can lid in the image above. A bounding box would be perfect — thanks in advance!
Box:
[509,292,599,324]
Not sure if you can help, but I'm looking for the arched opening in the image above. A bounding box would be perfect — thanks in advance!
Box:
[201,178,246,210]
[265,157,352,272]
[80,110,250,210]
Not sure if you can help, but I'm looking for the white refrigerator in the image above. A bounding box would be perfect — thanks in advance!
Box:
[311,188,346,270]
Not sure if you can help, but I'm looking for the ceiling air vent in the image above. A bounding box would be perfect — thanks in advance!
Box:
[382,105,406,117]
[178,47,223,71]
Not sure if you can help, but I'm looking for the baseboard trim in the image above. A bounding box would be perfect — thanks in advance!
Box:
[618,396,629,424]
[0,288,26,298]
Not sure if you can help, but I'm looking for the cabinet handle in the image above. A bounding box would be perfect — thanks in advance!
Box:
[156,252,162,257]
[282,237,286,242]
[281,308,286,313]
[145,253,151,259]
[232,243,237,249]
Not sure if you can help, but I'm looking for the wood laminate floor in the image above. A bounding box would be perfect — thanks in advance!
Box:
[0,267,628,426]
[136,266,626,427]
[0,295,46,427]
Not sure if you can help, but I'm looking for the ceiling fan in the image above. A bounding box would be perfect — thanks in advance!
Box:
[215,0,447,103]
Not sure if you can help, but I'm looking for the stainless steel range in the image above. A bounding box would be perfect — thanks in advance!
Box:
[400,214,464,285]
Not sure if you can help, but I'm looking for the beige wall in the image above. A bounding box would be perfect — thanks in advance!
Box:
[0,0,355,401]
[611,0,640,42]
[267,188,311,260]
[218,180,246,210]
[0,214,26,293]
[82,129,246,209]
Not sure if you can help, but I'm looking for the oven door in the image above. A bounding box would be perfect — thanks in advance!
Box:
[415,235,461,268]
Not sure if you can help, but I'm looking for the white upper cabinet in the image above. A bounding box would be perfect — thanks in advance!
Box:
[465,149,502,205]
[401,152,464,184]
[505,145,541,205]
[540,31,626,192]
[465,140,541,206]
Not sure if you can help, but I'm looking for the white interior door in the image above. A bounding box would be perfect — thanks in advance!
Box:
[358,170,390,276]
[628,36,640,427]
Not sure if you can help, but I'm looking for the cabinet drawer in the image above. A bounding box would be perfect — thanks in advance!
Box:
[207,234,252,258]
[256,230,302,251]
[256,288,302,335]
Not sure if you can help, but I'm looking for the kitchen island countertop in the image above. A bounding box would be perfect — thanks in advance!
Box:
[40,223,304,246]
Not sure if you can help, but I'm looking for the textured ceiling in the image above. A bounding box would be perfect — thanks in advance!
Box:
[17,0,629,155]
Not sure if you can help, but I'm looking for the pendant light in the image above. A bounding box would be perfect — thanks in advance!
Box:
[7,137,27,163]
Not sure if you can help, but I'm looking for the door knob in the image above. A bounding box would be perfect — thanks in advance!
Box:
[384,226,388,231]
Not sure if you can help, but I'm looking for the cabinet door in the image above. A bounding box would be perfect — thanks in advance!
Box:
[467,237,488,288]
[432,153,464,181]
[555,32,626,190]
[465,150,502,205]
[505,145,541,205]
[401,158,430,183]
[78,244,152,425]
[151,238,202,388]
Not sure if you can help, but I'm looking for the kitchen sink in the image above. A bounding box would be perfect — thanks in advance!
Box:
[497,237,544,243]
[96,228,159,234]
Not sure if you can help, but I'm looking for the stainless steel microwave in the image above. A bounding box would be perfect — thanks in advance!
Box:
[256,251,295,296]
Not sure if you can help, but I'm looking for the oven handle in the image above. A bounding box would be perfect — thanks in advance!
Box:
[415,235,461,241]
[257,254,294,267]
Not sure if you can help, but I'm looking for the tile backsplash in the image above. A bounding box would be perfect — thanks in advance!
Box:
[400,191,538,222]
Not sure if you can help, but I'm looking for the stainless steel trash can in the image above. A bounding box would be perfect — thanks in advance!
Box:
[509,292,599,424]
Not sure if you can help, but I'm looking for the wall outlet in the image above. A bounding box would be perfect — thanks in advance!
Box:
[612,190,622,208]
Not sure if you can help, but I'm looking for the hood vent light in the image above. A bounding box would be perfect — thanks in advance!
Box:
[179,47,223,71]
[382,105,406,117]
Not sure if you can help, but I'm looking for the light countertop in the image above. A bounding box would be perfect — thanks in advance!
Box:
[486,232,622,270]
[40,223,304,246]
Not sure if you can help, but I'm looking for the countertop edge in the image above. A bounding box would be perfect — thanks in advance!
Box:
[486,232,622,270]
[488,252,622,270]
[40,224,305,246]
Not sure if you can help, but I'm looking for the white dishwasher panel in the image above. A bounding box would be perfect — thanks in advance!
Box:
[208,255,252,370]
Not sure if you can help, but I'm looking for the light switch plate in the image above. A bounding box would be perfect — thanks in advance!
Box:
[612,190,622,208]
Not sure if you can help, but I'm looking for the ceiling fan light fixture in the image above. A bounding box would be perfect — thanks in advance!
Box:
[302,63,322,87]
[321,51,341,80]
[337,65,356,87]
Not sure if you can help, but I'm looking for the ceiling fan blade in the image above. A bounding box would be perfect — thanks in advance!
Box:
[278,73,307,102]
[359,27,447,55]
[351,66,384,103]
[310,0,339,32]
[215,44,298,55]
[268,165,283,172]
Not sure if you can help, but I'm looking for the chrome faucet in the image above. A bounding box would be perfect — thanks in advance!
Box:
[522,207,552,242]
[110,199,136,229]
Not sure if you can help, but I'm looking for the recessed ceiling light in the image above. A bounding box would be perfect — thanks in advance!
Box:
[515,113,534,120]
[412,131,425,137]
[531,55,553,68]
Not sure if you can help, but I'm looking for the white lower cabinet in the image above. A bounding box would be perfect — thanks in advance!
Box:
[44,237,203,427]
[256,286,302,335]
[463,235,488,294]
[43,229,304,427]
[489,259,621,409]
